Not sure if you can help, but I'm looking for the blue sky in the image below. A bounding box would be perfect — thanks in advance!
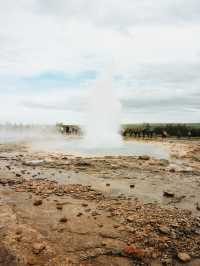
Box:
[0,0,200,124]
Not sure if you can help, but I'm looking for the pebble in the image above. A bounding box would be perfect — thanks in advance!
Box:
[163,191,175,197]
[196,202,200,211]
[177,252,191,262]
[33,199,43,206]
[158,226,170,234]
[32,243,46,255]
[81,203,88,207]
[56,204,63,210]
[98,224,103,228]
[127,215,134,222]
[138,155,150,160]
[113,224,119,228]
[15,235,22,242]
[59,217,68,223]
[130,184,135,188]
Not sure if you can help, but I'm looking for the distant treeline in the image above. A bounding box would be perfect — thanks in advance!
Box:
[2,123,199,138]
[122,123,200,138]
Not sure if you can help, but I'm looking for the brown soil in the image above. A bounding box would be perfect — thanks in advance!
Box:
[0,140,200,265]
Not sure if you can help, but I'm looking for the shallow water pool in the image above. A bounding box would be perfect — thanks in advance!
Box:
[33,138,170,159]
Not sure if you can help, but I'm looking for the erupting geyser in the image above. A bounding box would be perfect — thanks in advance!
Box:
[84,70,122,148]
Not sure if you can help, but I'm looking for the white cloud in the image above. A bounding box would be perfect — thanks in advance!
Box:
[0,0,200,123]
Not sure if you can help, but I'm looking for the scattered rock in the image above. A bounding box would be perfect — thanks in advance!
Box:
[158,226,170,234]
[16,235,22,242]
[56,204,63,210]
[33,199,43,206]
[91,211,99,216]
[127,215,134,222]
[196,202,200,211]
[106,183,110,187]
[15,229,22,235]
[82,203,88,207]
[0,178,8,185]
[77,212,83,217]
[123,245,145,258]
[113,224,119,228]
[59,217,68,223]
[138,155,150,160]
[98,224,103,228]
[159,159,169,166]
[32,243,46,255]
[177,252,191,262]
[130,184,135,188]
[163,191,175,198]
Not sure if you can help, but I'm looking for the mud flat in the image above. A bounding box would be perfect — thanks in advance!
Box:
[0,140,200,265]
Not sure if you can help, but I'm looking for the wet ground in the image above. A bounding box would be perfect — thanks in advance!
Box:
[0,139,200,265]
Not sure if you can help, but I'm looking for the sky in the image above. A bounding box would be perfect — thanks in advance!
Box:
[0,0,200,124]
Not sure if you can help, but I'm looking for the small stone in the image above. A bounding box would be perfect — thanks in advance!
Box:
[32,243,46,255]
[161,258,172,265]
[123,245,145,257]
[177,252,191,262]
[98,224,103,228]
[56,204,63,210]
[15,229,22,235]
[113,224,119,228]
[159,159,169,166]
[59,217,68,223]
[82,203,88,207]
[101,241,107,246]
[33,199,43,206]
[139,155,150,160]
[158,226,170,234]
[127,215,134,222]
[163,191,174,197]
[196,202,200,211]
[91,211,99,216]
[130,184,135,188]
[106,183,110,186]
[15,235,22,242]
[77,212,83,217]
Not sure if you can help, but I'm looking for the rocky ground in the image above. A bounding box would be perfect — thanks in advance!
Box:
[0,139,200,266]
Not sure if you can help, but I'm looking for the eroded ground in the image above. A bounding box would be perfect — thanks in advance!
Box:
[0,140,200,265]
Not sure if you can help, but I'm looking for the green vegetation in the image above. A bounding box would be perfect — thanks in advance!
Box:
[122,123,200,138]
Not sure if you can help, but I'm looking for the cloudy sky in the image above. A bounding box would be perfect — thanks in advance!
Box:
[0,0,200,124]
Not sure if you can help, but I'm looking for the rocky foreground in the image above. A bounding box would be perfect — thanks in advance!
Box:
[0,140,200,265]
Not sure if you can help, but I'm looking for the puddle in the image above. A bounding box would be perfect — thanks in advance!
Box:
[45,170,162,203]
